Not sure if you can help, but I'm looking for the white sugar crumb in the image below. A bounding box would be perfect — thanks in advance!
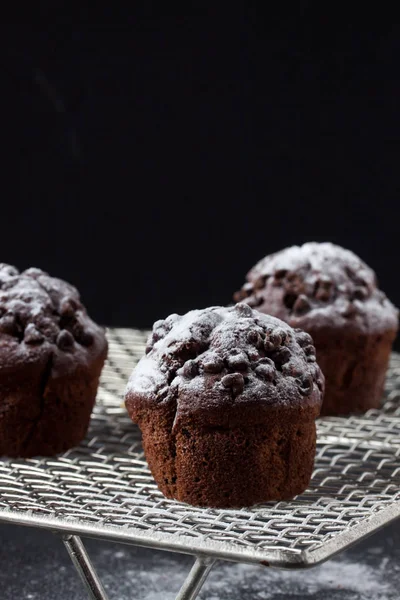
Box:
[95,546,395,600]
[199,559,390,599]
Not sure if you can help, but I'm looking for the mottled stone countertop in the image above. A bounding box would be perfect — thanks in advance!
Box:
[0,518,398,599]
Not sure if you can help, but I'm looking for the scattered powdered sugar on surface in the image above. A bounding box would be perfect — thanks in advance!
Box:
[2,522,399,600]
[90,543,397,600]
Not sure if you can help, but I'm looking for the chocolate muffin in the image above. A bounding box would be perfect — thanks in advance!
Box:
[0,264,108,457]
[234,242,399,416]
[125,303,323,508]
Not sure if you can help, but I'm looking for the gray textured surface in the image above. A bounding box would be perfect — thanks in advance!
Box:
[0,520,399,599]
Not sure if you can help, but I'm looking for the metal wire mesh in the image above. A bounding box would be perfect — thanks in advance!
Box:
[0,328,400,567]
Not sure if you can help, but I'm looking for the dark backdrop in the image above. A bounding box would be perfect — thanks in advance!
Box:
[1,12,399,332]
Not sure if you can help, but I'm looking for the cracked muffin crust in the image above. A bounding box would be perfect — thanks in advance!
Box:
[234,242,399,415]
[125,303,324,508]
[0,264,108,457]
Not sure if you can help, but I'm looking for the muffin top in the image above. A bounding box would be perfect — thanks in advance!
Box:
[0,264,107,376]
[234,242,399,334]
[125,304,324,429]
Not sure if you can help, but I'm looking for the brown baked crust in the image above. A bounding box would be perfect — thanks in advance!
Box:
[125,304,324,507]
[233,243,399,415]
[0,264,108,457]
[310,327,394,415]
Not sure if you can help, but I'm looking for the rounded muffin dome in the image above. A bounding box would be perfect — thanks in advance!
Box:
[234,242,398,333]
[0,263,106,373]
[126,303,324,429]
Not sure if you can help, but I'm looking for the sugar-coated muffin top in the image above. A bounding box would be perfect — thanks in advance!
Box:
[125,304,324,429]
[234,242,399,334]
[0,264,107,375]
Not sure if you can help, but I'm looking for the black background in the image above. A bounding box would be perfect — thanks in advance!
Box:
[1,11,399,330]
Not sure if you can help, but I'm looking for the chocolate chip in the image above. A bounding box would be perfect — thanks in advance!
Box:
[221,373,244,396]
[315,288,331,301]
[165,314,179,328]
[255,358,275,381]
[314,278,333,301]
[234,302,253,317]
[285,273,306,295]
[293,294,311,314]
[295,331,314,348]
[318,276,332,288]
[303,344,316,356]
[24,267,44,279]
[246,347,261,361]
[57,329,75,350]
[183,359,199,378]
[283,293,297,310]
[276,328,289,344]
[282,361,304,377]
[71,321,94,346]
[303,344,317,362]
[297,374,313,396]
[272,346,291,367]
[37,318,60,342]
[202,354,224,373]
[253,275,268,290]
[274,269,288,280]
[264,330,284,351]
[352,286,368,300]
[78,329,94,346]
[258,357,275,367]
[24,323,44,344]
[0,313,18,336]
[60,297,78,317]
[0,264,19,277]
[247,330,262,346]
[227,351,249,371]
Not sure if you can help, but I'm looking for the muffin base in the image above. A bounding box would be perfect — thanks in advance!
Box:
[311,328,394,416]
[0,367,103,458]
[139,406,317,508]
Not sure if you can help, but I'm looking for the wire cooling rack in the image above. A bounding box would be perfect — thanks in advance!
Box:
[1,328,400,600]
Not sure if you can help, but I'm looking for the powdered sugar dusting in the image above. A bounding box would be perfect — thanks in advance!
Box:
[125,304,324,423]
[92,542,395,600]
[235,242,398,334]
[0,263,106,361]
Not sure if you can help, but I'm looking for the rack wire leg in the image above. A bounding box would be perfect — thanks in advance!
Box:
[62,534,109,600]
[175,557,216,600]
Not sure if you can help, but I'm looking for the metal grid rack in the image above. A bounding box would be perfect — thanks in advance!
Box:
[1,328,400,600]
